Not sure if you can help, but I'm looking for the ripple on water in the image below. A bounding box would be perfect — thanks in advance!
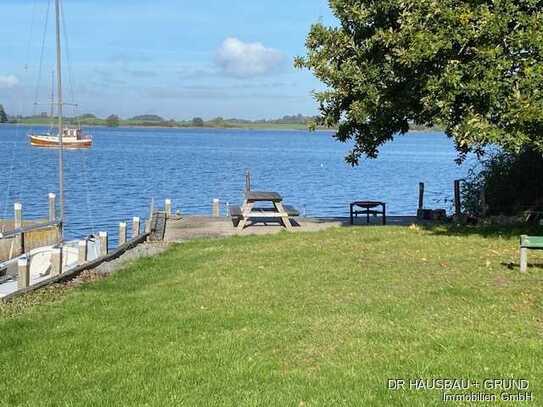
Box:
[0,126,474,244]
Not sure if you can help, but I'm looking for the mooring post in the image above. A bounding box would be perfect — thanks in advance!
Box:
[165,199,172,218]
[132,217,140,238]
[245,169,251,194]
[416,183,425,219]
[144,219,151,234]
[454,180,461,217]
[212,199,220,217]
[17,257,30,289]
[78,240,87,264]
[119,222,127,246]
[48,193,56,223]
[51,247,62,276]
[418,183,425,210]
[149,197,155,220]
[14,202,22,229]
[99,231,108,257]
[14,202,23,255]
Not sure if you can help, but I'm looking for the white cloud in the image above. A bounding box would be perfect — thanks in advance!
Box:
[0,75,19,88]
[215,37,284,78]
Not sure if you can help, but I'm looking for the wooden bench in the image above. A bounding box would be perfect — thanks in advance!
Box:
[520,235,543,272]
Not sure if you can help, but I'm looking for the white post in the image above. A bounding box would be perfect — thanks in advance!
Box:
[14,202,22,228]
[99,231,108,257]
[17,258,30,289]
[119,222,127,246]
[48,193,57,223]
[165,199,172,218]
[212,199,220,217]
[520,247,528,273]
[14,202,23,255]
[132,217,140,239]
[51,247,62,276]
[78,240,87,264]
[144,219,151,234]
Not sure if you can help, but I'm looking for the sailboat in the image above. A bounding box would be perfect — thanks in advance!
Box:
[28,0,92,149]
[0,0,99,298]
[29,127,92,148]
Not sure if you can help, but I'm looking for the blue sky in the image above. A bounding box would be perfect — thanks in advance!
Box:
[0,0,335,120]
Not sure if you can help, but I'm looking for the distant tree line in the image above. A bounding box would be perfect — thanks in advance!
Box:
[4,109,322,128]
[1,105,438,132]
[106,114,120,127]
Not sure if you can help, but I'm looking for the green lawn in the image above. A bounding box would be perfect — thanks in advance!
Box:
[1,225,542,406]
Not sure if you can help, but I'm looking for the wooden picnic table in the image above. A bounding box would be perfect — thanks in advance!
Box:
[233,191,298,230]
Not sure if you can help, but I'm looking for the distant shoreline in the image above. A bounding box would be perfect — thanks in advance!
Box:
[1,122,441,133]
[2,121,321,132]
[1,122,331,132]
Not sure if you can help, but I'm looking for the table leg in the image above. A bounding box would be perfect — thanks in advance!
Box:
[382,203,386,225]
[274,201,292,230]
[237,201,254,231]
[350,204,354,225]
[366,209,370,224]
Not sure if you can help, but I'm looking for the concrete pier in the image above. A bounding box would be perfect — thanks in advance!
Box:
[164,215,419,242]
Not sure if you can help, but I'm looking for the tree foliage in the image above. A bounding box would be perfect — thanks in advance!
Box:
[130,114,164,122]
[295,0,543,164]
[192,117,204,127]
[79,113,97,120]
[105,114,120,127]
[462,148,543,217]
[0,104,7,123]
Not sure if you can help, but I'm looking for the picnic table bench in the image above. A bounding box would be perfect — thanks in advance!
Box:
[350,201,386,225]
[520,235,543,272]
[229,191,299,230]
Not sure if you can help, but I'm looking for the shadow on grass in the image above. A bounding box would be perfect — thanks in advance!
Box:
[501,262,543,270]
[420,222,543,239]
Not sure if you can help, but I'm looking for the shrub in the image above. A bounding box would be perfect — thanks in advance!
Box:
[462,149,543,218]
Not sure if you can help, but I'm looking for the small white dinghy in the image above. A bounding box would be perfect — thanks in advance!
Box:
[0,237,100,298]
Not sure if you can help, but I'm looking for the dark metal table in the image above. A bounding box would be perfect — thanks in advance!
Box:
[350,201,386,225]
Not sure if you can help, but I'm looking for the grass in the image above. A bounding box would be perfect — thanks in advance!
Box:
[1,225,542,406]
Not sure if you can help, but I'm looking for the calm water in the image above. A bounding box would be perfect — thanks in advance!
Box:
[0,125,474,242]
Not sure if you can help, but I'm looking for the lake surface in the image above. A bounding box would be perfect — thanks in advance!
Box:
[0,125,474,242]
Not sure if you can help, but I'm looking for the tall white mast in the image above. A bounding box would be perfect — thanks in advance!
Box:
[55,0,64,241]
[50,70,55,121]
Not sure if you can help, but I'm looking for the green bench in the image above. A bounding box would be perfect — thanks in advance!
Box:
[520,235,543,272]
